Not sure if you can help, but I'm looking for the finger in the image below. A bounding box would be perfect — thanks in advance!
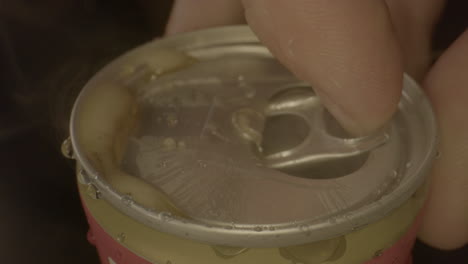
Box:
[419,30,468,250]
[386,0,446,81]
[165,0,245,35]
[242,0,403,135]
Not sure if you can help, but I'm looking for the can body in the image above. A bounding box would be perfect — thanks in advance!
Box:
[79,176,428,264]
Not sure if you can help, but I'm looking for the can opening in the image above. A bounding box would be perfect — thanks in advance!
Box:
[261,112,369,179]
[259,85,370,179]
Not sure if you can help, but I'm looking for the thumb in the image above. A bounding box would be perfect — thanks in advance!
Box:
[242,0,403,135]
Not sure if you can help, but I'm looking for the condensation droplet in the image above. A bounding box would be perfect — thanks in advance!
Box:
[156,160,168,168]
[61,137,74,159]
[435,150,441,159]
[197,160,207,168]
[213,245,248,259]
[299,224,308,232]
[178,141,186,149]
[78,169,89,185]
[405,162,412,169]
[149,73,157,81]
[165,113,179,127]
[163,137,177,150]
[269,226,276,231]
[116,233,126,243]
[374,249,384,258]
[86,184,101,199]
[254,226,263,232]
[375,189,383,196]
[159,211,173,221]
[121,194,134,206]
[244,88,256,99]
[384,133,390,141]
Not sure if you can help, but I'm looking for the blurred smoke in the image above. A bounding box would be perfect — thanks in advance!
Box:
[0,0,171,146]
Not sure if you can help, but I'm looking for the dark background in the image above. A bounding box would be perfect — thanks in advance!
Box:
[0,1,466,263]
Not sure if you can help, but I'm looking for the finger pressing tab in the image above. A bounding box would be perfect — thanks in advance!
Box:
[166,0,245,35]
[242,0,403,135]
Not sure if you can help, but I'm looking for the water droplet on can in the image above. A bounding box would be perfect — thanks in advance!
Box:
[163,137,177,150]
[178,140,186,149]
[86,184,101,199]
[61,137,74,159]
[254,226,263,232]
[116,233,126,243]
[165,113,179,127]
[159,211,173,221]
[156,160,168,168]
[121,194,133,206]
[435,150,441,159]
[245,88,256,99]
[149,74,157,81]
[78,169,89,185]
[373,249,383,258]
[197,160,207,168]
[212,245,248,259]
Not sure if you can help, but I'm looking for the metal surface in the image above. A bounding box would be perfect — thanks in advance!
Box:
[69,26,437,247]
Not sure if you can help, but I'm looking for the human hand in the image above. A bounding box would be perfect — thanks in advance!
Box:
[166,0,468,250]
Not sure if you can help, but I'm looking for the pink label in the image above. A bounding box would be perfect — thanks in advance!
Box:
[84,206,152,264]
[83,205,420,264]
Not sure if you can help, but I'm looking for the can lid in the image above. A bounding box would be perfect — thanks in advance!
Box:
[70,26,437,247]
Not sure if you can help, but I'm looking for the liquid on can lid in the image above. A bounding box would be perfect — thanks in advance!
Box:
[69,26,437,248]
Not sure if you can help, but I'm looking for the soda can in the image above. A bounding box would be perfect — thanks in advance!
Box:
[63,25,437,264]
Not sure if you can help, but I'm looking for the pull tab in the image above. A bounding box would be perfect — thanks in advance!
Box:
[232,85,389,174]
[262,86,389,170]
